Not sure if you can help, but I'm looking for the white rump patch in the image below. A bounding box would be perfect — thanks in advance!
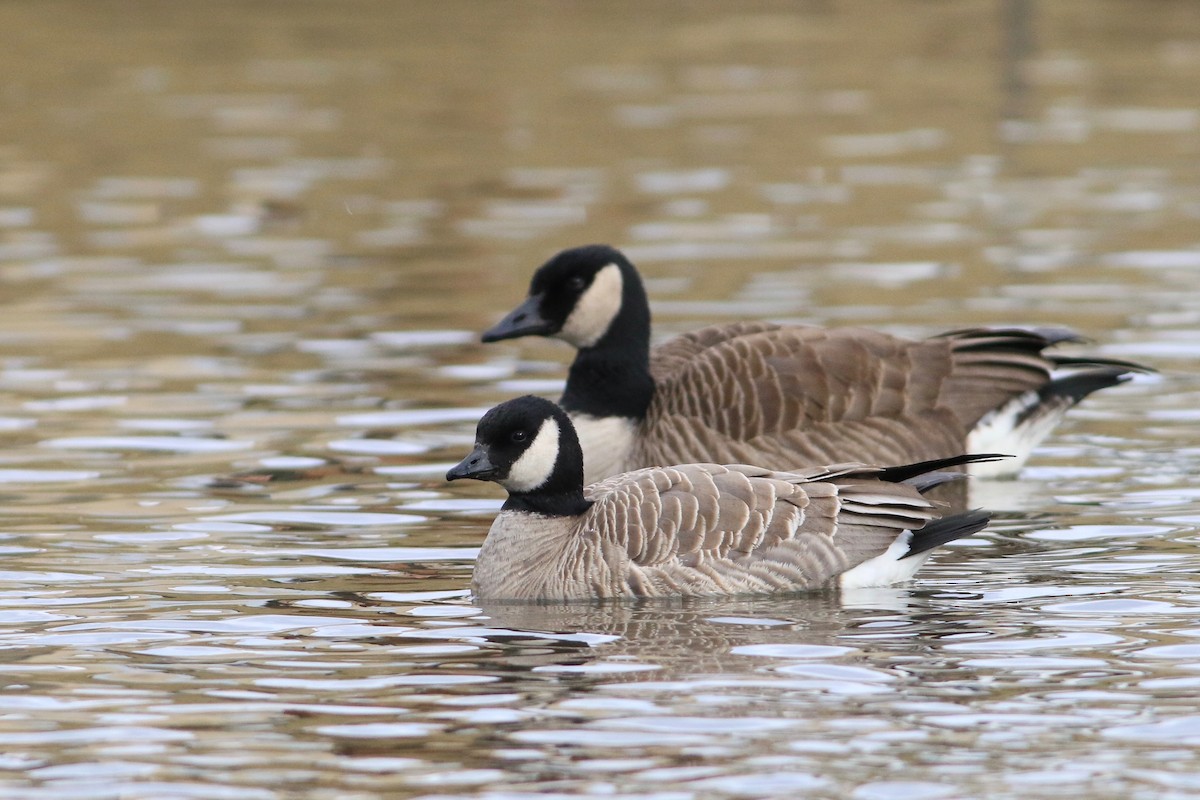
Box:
[967,389,1065,478]
[571,413,638,485]
[502,417,561,493]
[839,531,925,590]
[558,264,624,348]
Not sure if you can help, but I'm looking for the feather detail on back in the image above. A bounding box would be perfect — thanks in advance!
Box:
[482,247,1148,484]
[454,396,1000,602]
[634,324,1140,475]
[473,461,983,601]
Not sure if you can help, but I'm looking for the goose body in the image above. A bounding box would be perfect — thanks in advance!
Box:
[483,245,1145,485]
[446,395,994,602]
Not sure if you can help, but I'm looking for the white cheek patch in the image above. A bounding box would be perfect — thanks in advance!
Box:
[558,264,624,348]
[502,417,561,493]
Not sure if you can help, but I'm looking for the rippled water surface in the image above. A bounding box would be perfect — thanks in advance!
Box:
[2,2,1200,798]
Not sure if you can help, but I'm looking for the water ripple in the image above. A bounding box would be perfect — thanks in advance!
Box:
[0,6,1193,800]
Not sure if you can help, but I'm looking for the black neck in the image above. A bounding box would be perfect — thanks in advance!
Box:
[559,348,654,419]
[559,264,655,420]
[502,491,593,517]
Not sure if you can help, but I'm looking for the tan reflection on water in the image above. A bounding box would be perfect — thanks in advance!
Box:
[0,1,1198,798]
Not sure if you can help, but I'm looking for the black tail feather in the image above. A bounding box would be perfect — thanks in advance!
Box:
[903,470,968,494]
[1049,354,1154,374]
[936,327,1067,355]
[935,326,1153,378]
[872,453,1012,486]
[903,509,991,558]
[1029,367,1133,421]
[1028,326,1088,346]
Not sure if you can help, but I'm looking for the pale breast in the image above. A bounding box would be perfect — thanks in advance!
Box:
[569,412,640,485]
[472,510,625,601]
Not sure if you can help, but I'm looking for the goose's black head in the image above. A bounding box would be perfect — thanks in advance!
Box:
[481,245,650,351]
[446,395,591,516]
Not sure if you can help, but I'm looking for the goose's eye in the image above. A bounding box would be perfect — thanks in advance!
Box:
[567,276,587,293]
[510,430,529,444]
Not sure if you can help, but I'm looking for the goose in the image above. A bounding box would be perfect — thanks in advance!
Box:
[446,395,996,602]
[482,244,1146,485]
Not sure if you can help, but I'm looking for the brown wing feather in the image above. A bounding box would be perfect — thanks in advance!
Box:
[649,321,785,380]
[932,329,1060,425]
[583,463,939,591]
[639,325,1061,467]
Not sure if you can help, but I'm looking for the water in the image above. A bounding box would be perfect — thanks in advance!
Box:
[0,1,1199,798]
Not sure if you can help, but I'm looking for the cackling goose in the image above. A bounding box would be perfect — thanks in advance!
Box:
[446,395,996,602]
[482,244,1147,484]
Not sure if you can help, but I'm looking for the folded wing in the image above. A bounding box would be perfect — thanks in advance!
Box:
[584,462,940,592]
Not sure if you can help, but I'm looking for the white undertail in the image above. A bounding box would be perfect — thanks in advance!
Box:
[839,531,925,590]
[966,389,1066,478]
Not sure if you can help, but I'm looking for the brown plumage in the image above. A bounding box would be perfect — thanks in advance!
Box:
[639,324,1058,470]
[447,396,993,602]
[482,245,1146,484]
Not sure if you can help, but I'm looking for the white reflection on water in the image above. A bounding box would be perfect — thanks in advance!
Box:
[203,511,427,526]
[40,436,256,453]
